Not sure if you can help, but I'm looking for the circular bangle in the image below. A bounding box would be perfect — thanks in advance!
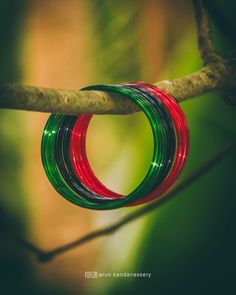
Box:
[41,83,189,210]
[70,83,189,206]
[69,84,176,200]
[125,82,189,205]
[42,84,174,208]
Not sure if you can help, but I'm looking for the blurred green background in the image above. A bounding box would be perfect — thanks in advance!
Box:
[0,0,236,294]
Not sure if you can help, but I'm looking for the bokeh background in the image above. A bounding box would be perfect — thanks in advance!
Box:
[0,0,236,294]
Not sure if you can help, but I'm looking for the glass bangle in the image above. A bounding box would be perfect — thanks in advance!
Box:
[41,83,189,210]
[69,84,176,202]
[70,83,189,206]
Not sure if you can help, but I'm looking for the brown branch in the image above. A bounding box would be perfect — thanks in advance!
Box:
[0,58,234,115]
[193,0,216,65]
[1,140,235,262]
[0,0,235,114]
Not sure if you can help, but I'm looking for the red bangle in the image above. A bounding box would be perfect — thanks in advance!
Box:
[69,82,189,206]
[126,82,189,205]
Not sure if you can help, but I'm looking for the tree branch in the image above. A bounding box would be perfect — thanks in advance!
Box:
[193,0,216,65]
[0,0,235,114]
[1,140,235,262]
[0,59,234,115]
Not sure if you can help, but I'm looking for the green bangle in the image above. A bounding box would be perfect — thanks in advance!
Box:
[41,84,177,210]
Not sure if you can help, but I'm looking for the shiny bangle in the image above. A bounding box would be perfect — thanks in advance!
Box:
[125,82,189,205]
[71,83,189,206]
[41,83,189,210]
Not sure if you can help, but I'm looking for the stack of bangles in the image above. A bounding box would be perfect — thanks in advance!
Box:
[41,82,189,210]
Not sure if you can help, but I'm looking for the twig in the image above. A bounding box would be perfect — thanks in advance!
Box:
[1,228,42,256]
[0,1,236,114]
[0,59,234,115]
[1,140,235,262]
[193,0,216,65]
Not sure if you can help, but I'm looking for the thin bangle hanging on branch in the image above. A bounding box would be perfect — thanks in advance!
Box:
[1,0,236,261]
[41,82,190,210]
